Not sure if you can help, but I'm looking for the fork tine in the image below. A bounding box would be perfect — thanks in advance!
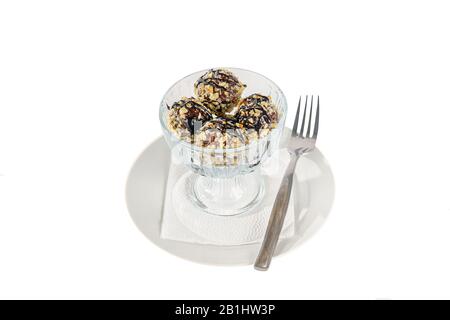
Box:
[291,96,302,136]
[313,96,319,138]
[306,96,313,137]
[299,95,308,137]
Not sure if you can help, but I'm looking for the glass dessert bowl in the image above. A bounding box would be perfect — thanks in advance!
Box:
[160,68,287,216]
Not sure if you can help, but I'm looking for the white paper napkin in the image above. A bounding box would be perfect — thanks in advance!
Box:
[160,149,295,246]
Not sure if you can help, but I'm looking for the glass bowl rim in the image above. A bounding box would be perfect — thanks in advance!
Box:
[159,67,288,153]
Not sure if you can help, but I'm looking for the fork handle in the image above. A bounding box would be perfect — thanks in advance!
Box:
[254,153,299,271]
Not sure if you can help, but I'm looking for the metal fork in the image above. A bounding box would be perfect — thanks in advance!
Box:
[254,95,320,271]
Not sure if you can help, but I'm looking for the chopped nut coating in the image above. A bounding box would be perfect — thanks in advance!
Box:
[194,68,246,114]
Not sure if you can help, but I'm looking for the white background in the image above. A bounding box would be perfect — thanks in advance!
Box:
[1,0,449,300]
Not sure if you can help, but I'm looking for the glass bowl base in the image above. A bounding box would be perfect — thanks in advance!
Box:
[178,171,265,216]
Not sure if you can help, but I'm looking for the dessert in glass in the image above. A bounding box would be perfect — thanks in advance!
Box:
[159,68,287,216]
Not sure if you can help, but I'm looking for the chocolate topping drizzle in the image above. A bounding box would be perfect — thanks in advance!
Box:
[200,118,246,144]
[236,94,274,131]
[169,98,213,134]
[194,69,246,98]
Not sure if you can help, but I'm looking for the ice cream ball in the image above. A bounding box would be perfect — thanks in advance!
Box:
[167,97,214,140]
[235,94,279,134]
[194,68,246,114]
[194,118,246,149]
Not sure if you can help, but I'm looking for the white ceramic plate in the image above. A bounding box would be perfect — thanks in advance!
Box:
[126,129,335,266]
